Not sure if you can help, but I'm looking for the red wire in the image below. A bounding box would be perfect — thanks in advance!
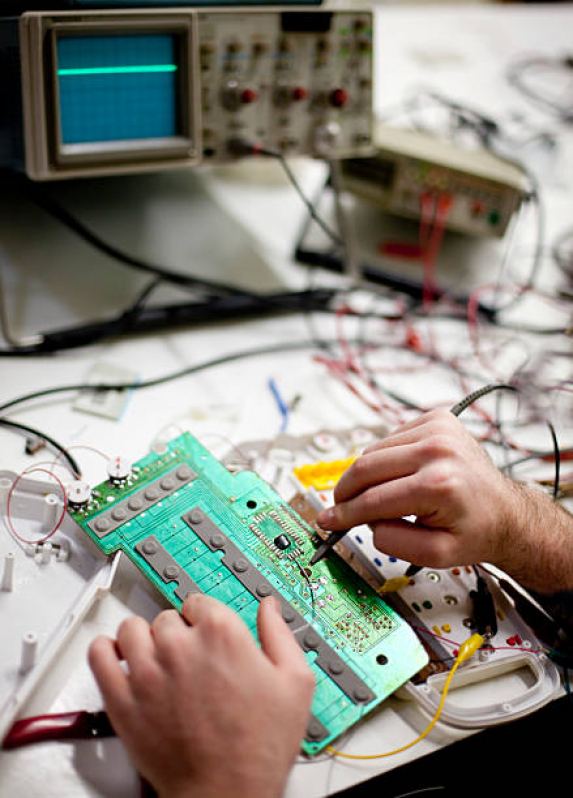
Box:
[6,467,68,545]
[413,625,546,656]
[422,193,452,308]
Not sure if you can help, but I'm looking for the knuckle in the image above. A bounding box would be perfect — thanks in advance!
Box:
[424,461,460,497]
[158,629,190,661]
[117,616,141,641]
[360,488,382,518]
[426,408,453,425]
[349,455,370,480]
[202,606,234,640]
[419,433,457,461]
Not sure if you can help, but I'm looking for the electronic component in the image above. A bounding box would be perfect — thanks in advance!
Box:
[68,431,428,755]
[223,426,563,729]
[1,8,373,180]
[106,456,131,484]
[470,574,498,639]
[66,481,91,508]
[341,123,528,237]
[273,534,291,550]
[308,528,349,566]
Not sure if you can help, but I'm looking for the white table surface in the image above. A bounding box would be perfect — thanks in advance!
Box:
[1,3,572,796]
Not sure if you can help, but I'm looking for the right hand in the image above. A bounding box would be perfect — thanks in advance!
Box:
[316,409,518,570]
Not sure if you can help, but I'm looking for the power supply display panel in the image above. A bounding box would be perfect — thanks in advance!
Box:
[56,34,179,145]
[69,432,427,755]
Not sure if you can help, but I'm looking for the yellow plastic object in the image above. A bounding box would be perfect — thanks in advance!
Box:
[293,457,356,490]
[377,575,410,594]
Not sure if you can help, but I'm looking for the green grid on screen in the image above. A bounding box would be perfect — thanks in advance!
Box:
[56,34,179,144]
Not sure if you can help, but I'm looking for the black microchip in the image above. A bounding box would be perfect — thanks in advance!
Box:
[274,534,291,550]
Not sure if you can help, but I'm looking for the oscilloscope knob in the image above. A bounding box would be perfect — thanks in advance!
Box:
[220,80,258,111]
[329,88,349,108]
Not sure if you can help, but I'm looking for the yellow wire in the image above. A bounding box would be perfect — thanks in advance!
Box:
[326,633,484,761]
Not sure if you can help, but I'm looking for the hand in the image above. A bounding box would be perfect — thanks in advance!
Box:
[88,594,315,798]
[316,409,518,570]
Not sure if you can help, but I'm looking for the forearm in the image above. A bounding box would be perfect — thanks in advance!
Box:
[496,482,573,594]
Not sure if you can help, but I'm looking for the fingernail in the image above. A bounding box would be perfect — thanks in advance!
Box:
[317,507,334,528]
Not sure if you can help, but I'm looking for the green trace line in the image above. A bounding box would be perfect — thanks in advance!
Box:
[58,64,177,76]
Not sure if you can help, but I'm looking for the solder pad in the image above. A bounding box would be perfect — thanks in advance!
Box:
[69,432,428,754]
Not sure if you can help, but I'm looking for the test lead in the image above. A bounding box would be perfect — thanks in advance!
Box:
[308,529,349,566]
[405,564,423,578]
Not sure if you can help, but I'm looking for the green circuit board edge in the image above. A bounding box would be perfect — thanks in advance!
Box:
[69,432,428,755]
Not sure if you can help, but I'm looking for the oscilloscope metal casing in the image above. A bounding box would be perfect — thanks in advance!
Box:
[5,7,374,180]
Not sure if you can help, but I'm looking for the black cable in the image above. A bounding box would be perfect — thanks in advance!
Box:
[3,169,260,299]
[449,383,518,417]
[226,138,342,247]
[506,55,573,124]
[0,288,337,355]
[547,421,561,501]
[0,338,362,416]
[0,334,480,418]
[0,418,81,476]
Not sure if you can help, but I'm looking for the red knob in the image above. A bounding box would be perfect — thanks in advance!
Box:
[292,86,308,101]
[241,88,258,104]
[330,88,348,108]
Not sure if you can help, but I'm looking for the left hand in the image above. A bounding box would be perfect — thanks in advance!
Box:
[88,594,315,798]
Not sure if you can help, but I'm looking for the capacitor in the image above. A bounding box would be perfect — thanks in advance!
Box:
[106,456,131,484]
[66,480,92,508]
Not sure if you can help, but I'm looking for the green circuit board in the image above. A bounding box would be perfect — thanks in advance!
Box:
[70,432,427,754]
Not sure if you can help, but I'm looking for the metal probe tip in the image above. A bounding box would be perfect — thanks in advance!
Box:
[308,529,349,567]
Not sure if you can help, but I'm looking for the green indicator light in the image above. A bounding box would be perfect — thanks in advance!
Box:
[58,64,178,76]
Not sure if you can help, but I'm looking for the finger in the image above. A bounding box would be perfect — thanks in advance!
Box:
[116,616,156,678]
[333,443,420,505]
[257,597,308,671]
[370,519,455,568]
[151,608,189,648]
[182,592,250,639]
[362,410,453,455]
[88,635,133,717]
[318,474,422,531]
[181,592,225,627]
[183,593,260,663]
